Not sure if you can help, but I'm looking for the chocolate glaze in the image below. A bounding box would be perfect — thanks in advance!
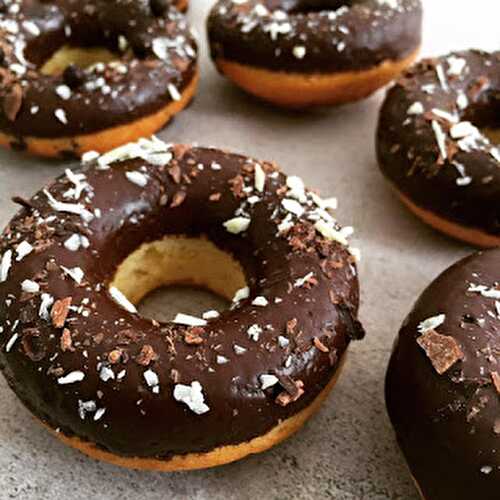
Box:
[0,0,197,139]
[386,249,500,500]
[377,50,500,238]
[0,138,363,459]
[207,0,422,74]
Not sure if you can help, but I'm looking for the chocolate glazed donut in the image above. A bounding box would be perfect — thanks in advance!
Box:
[0,137,364,470]
[386,249,500,500]
[0,0,198,158]
[207,0,422,108]
[377,50,500,247]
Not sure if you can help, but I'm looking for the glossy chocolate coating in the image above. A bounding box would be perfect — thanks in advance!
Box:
[377,50,500,237]
[207,0,422,74]
[386,249,500,500]
[0,0,197,139]
[0,141,363,458]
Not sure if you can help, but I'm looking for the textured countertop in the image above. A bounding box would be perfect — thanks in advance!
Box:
[0,1,498,498]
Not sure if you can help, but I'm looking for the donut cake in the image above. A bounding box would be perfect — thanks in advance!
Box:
[0,137,364,470]
[0,0,198,158]
[386,249,500,499]
[207,0,422,108]
[377,50,500,247]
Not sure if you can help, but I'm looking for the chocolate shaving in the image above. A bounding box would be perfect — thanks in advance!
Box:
[170,190,186,208]
[417,330,464,375]
[11,196,35,211]
[184,327,204,345]
[313,337,329,353]
[228,174,245,198]
[286,318,297,335]
[276,379,304,407]
[168,164,181,184]
[60,328,74,352]
[50,297,72,328]
[135,344,158,366]
[490,371,500,395]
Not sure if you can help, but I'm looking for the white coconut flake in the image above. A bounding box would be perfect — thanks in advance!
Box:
[431,120,448,160]
[286,176,306,202]
[16,241,33,261]
[57,370,85,385]
[447,56,467,76]
[216,355,229,365]
[252,296,268,307]
[294,272,314,288]
[64,233,90,252]
[314,220,348,245]
[109,286,137,313]
[292,45,306,59]
[173,381,210,414]
[55,85,71,100]
[5,333,18,352]
[54,108,68,124]
[94,408,106,421]
[259,374,279,390]
[278,336,290,348]
[223,216,251,234]
[435,64,448,91]
[254,164,266,192]
[21,279,39,294]
[152,37,169,60]
[61,266,84,285]
[143,369,160,388]
[44,190,94,222]
[173,313,207,327]
[81,150,100,163]
[0,250,12,282]
[233,344,247,355]
[202,310,220,320]
[407,102,424,115]
[39,293,54,319]
[125,171,148,188]
[168,83,181,102]
[23,20,40,35]
[450,121,480,139]
[247,324,262,341]
[233,286,250,302]
[281,198,304,217]
[418,314,446,334]
[99,366,115,382]
[78,400,96,420]
[468,284,500,300]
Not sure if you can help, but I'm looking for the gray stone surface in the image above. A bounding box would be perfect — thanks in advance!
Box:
[0,1,497,498]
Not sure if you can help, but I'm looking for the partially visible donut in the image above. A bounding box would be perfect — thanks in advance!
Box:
[0,136,364,470]
[377,50,500,247]
[0,1,198,158]
[386,249,500,500]
[207,0,422,108]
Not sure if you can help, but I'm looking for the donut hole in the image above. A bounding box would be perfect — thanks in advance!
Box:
[278,0,353,14]
[109,236,247,322]
[40,46,120,76]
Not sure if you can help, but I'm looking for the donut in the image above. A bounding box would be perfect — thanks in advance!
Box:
[207,0,422,108]
[0,136,364,470]
[377,50,500,247]
[0,1,198,158]
[386,249,500,500]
